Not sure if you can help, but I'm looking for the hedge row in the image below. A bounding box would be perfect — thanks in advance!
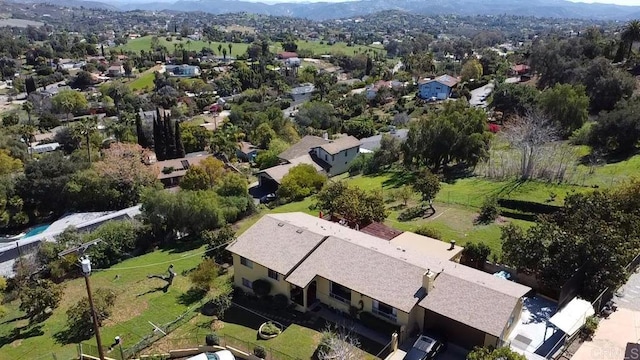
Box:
[497,198,562,215]
[359,311,401,336]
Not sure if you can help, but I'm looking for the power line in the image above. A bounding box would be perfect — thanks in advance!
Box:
[91,240,234,272]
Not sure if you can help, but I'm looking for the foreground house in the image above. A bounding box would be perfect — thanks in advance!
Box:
[256,135,361,191]
[227,213,530,349]
[417,75,459,100]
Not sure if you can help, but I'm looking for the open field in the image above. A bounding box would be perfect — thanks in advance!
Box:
[127,71,155,92]
[0,242,208,360]
[116,35,385,58]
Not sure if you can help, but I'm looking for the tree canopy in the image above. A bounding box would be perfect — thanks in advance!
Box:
[315,181,388,225]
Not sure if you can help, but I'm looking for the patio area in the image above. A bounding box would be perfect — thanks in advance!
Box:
[508,296,564,359]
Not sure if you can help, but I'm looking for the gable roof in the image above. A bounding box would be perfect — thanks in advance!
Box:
[258,155,324,184]
[153,153,211,180]
[278,135,330,161]
[418,272,526,337]
[317,136,361,155]
[419,75,459,88]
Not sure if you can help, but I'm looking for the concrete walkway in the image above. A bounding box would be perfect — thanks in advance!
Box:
[316,307,391,345]
[571,307,640,360]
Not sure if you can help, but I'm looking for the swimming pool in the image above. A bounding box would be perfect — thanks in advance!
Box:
[23,224,50,238]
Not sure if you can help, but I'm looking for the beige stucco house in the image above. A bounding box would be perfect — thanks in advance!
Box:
[227,212,530,349]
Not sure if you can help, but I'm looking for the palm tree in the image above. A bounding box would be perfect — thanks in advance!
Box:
[186,39,192,51]
[217,44,223,56]
[222,48,228,61]
[73,116,98,163]
[228,43,233,57]
[622,20,640,59]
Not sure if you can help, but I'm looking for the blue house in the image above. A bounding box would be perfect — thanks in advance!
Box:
[417,75,459,100]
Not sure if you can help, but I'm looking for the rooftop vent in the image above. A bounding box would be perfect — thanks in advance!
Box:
[449,240,456,250]
[277,223,284,227]
[296,229,304,234]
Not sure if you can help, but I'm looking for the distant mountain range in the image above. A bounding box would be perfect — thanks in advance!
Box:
[9,0,640,20]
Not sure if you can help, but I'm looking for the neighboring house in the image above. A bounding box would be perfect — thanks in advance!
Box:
[237,141,258,162]
[153,152,212,188]
[227,212,530,348]
[277,52,299,60]
[284,57,301,67]
[359,129,409,152]
[165,65,201,78]
[107,64,125,77]
[417,75,459,100]
[511,64,530,76]
[29,142,61,154]
[310,135,360,176]
[365,80,403,100]
[289,83,315,104]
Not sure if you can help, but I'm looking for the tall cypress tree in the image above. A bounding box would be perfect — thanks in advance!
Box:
[165,117,176,159]
[153,113,166,161]
[175,121,185,158]
[135,112,147,148]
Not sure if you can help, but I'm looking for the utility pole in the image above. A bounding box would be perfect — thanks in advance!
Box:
[58,239,104,360]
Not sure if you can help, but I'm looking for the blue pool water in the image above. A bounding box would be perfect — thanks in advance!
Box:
[23,224,50,238]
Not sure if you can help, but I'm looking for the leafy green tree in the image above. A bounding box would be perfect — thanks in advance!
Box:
[0,149,22,175]
[461,242,491,268]
[64,288,116,341]
[622,20,640,59]
[203,224,236,262]
[216,172,249,197]
[316,181,388,225]
[461,58,483,81]
[180,166,211,191]
[51,90,88,121]
[588,98,640,155]
[403,101,490,172]
[180,122,210,153]
[85,220,140,268]
[189,258,220,291]
[342,118,376,139]
[581,57,635,112]
[538,83,589,137]
[413,169,441,212]
[252,122,277,149]
[19,279,63,323]
[295,101,339,130]
[2,112,19,127]
[490,83,539,116]
[467,346,526,360]
[277,164,327,203]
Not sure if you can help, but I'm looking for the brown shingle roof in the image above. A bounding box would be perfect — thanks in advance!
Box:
[153,153,212,180]
[258,155,323,184]
[278,135,330,161]
[419,272,525,337]
[317,136,361,155]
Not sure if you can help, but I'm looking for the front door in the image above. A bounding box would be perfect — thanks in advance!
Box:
[307,281,317,307]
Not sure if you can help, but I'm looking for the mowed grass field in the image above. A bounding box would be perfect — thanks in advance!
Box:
[0,243,208,360]
[116,35,385,58]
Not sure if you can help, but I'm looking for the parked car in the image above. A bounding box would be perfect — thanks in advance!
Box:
[260,193,277,204]
[403,335,445,360]
[187,350,235,360]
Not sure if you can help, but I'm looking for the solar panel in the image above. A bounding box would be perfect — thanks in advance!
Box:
[180,160,190,170]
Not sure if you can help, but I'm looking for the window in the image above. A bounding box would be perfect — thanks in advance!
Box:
[325,154,328,161]
[345,150,348,157]
[372,299,397,322]
[242,278,252,289]
[240,257,253,268]
[330,281,351,304]
[268,269,279,280]
[331,154,335,162]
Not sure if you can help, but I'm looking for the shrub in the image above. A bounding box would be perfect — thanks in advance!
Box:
[261,322,281,336]
[569,121,595,145]
[203,291,231,318]
[162,166,174,174]
[254,345,267,358]
[414,226,442,239]
[477,197,500,224]
[189,259,220,291]
[252,279,272,298]
[273,293,288,309]
[462,242,491,268]
[205,333,220,346]
[398,205,425,221]
[582,315,599,339]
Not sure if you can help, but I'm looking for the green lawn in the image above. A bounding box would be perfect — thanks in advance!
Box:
[0,243,208,360]
[117,35,385,58]
[127,71,155,92]
[117,36,249,57]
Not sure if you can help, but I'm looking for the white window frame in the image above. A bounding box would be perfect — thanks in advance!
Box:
[268,269,279,281]
[372,299,397,322]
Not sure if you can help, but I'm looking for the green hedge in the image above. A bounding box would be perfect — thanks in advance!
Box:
[497,198,562,215]
[359,311,401,335]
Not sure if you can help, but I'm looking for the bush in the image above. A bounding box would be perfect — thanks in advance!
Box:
[203,291,231,318]
[252,279,272,298]
[261,321,281,336]
[254,345,267,358]
[477,197,500,224]
[359,311,401,335]
[569,121,595,145]
[398,205,426,221]
[205,333,220,346]
[582,315,599,339]
[189,259,220,291]
[462,242,491,269]
[414,226,442,239]
[273,293,288,310]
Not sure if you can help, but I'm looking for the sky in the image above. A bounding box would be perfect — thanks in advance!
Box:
[114,0,640,5]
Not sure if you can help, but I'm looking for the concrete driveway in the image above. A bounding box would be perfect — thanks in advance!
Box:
[386,336,468,360]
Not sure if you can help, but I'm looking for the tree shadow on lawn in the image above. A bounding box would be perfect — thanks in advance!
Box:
[0,314,29,325]
[381,171,416,189]
[578,149,639,166]
[53,325,91,345]
[0,324,45,347]
[178,288,207,306]
[160,237,205,254]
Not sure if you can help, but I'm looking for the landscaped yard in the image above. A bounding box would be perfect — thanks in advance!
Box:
[127,71,156,91]
[0,242,210,360]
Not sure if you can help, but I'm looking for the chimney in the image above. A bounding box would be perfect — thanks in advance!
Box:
[423,269,436,293]
[323,132,329,140]
[449,240,456,250]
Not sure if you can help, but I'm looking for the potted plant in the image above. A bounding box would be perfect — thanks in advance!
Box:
[258,321,283,339]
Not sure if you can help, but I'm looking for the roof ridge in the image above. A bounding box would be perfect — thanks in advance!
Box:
[440,269,525,298]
